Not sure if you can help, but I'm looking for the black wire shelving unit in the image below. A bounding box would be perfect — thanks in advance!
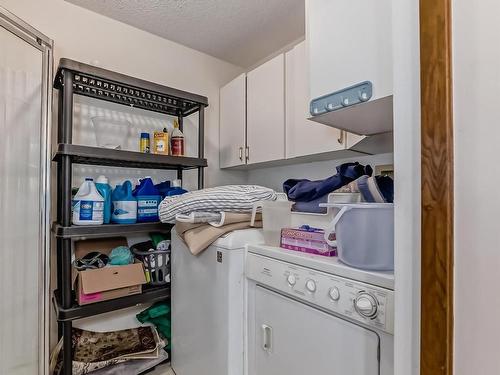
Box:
[52,58,208,375]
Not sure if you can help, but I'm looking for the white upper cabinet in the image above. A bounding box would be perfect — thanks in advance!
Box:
[306,0,393,135]
[246,54,285,164]
[220,73,246,168]
[285,41,346,159]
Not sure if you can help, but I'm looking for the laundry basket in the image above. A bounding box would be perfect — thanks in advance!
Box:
[132,241,171,285]
[322,203,394,271]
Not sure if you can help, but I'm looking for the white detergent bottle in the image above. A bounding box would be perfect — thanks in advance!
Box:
[72,178,105,225]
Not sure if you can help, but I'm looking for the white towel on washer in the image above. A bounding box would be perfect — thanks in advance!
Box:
[159,185,276,223]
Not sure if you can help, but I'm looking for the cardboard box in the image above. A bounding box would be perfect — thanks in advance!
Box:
[280,227,337,257]
[74,237,147,305]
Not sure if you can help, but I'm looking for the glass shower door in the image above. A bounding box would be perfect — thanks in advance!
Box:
[0,8,52,375]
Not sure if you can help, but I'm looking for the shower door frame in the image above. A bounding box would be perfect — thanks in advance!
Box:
[0,6,53,375]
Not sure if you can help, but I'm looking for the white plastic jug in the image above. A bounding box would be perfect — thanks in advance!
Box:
[72,178,105,225]
[323,203,394,270]
[251,200,292,247]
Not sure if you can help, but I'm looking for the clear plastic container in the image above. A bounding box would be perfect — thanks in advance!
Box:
[251,200,293,247]
[323,203,394,271]
[91,116,131,149]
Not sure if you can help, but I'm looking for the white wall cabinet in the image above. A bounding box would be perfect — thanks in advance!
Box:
[218,43,376,169]
[306,0,393,135]
[285,41,346,159]
[246,54,285,164]
[219,73,246,168]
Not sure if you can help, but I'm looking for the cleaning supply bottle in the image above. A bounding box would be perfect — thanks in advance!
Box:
[111,180,137,224]
[134,177,162,222]
[140,132,150,153]
[72,178,104,225]
[155,180,171,199]
[166,179,188,197]
[171,119,185,156]
[95,175,112,224]
[154,128,169,155]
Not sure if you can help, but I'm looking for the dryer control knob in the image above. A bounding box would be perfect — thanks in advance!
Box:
[354,293,378,318]
[329,287,340,301]
[287,274,297,286]
[306,279,317,293]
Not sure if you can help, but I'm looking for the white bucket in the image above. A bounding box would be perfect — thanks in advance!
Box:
[323,203,394,271]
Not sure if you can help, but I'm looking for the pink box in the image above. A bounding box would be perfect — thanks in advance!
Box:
[280,227,337,257]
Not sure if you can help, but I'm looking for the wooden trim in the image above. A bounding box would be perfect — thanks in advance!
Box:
[419,0,454,374]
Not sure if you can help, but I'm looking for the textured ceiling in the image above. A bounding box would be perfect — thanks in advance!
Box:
[65,0,305,68]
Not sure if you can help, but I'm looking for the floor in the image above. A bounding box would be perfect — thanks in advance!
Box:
[149,363,175,375]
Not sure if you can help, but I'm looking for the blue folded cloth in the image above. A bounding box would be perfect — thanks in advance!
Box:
[283,162,372,202]
[291,195,329,214]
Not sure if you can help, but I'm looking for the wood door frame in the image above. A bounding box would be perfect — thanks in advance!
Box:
[419,0,454,374]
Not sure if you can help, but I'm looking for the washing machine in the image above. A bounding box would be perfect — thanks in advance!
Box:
[171,228,264,375]
[245,244,394,375]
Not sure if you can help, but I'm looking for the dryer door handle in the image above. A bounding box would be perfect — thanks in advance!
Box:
[262,324,273,353]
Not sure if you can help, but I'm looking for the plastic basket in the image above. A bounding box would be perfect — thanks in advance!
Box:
[132,242,171,286]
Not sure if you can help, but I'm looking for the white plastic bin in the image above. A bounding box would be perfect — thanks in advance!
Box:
[322,203,394,271]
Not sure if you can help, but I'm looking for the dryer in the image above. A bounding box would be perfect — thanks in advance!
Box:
[245,245,394,375]
[171,228,264,375]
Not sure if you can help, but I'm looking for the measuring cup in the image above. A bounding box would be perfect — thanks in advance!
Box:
[251,200,293,246]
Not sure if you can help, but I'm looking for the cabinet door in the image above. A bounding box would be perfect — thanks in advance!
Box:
[285,42,345,158]
[252,286,380,375]
[247,54,285,164]
[220,73,246,168]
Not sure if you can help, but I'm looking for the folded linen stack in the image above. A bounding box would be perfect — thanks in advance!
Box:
[158,185,276,223]
[158,185,275,255]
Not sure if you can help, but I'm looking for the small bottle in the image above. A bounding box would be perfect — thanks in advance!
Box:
[171,120,185,156]
[154,128,169,155]
[140,132,150,153]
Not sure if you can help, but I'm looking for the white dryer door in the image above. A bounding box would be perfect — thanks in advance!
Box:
[254,286,380,375]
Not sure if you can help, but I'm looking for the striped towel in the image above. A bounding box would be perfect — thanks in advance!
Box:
[159,185,276,223]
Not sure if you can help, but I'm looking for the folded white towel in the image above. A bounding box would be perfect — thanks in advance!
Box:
[159,185,276,223]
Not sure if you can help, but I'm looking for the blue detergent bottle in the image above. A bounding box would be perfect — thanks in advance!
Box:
[155,180,171,199]
[134,177,162,222]
[166,179,188,197]
[111,180,137,224]
[95,175,112,224]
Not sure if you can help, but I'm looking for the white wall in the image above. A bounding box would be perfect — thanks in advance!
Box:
[0,0,247,189]
[453,2,500,374]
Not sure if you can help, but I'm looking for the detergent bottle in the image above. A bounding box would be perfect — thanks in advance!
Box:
[155,180,171,199]
[166,179,188,197]
[134,177,162,222]
[95,175,112,224]
[72,178,104,225]
[111,181,137,224]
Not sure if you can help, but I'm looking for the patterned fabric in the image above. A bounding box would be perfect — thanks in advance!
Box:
[159,185,276,223]
[72,326,157,362]
[50,326,162,375]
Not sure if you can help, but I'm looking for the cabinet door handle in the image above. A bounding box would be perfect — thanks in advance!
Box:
[338,130,345,144]
[262,324,273,352]
[245,146,249,161]
[239,147,243,161]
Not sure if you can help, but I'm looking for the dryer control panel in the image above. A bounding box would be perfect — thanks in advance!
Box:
[246,252,394,334]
